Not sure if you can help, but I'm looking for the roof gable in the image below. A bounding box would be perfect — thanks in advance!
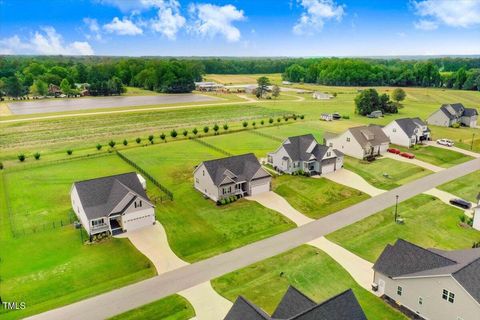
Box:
[348,125,390,148]
[271,286,316,318]
[202,153,266,186]
[281,134,332,162]
[224,296,270,320]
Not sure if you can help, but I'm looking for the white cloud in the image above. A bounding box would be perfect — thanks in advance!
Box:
[0,27,94,55]
[83,17,102,40]
[413,0,480,29]
[189,3,245,42]
[103,17,143,35]
[293,0,345,35]
[150,1,185,39]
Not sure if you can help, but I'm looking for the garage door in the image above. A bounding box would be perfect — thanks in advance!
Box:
[321,162,336,175]
[123,211,155,232]
[250,182,270,196]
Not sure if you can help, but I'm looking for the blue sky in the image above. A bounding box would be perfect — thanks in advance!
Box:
[1,0,480,56]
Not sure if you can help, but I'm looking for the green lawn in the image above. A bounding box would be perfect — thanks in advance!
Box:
[212,245,406,320]
[393,145,473,168]
[327,194,480,263]
[344,157,432,190]
[108,295,194,320]
[121,140,296,262]
[439,170,480,203]
[273,175,370,219]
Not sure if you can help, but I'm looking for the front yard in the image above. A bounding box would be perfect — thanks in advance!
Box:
[273,175,370,219]
[327,194,480,263]
[212,245,406,319]
[439,170,480,203]
[394,144,473,168]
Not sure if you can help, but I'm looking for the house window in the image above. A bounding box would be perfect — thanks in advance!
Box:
[203,170,205,176]
[134,200,143,208]
[346,137,350,142]
[196,178,199,183]
[418,297,423,305]
[91,219,104,227]
[442,289,455,303]
[235,184,241,189]
[397,286,403,296]
[326,152,331,157]
[393,128,396,133]
[329,143,333,147]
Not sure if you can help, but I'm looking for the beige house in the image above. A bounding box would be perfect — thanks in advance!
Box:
[373,239,480,320]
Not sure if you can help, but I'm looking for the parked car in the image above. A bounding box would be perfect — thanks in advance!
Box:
[332,112,341,120]
[400,152,415,159]
[449,198,472,209]
[367,110,383,118]
[437,138,454,147]
[387,148,401,154]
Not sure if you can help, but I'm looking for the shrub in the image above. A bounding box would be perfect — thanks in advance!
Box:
[148,135,154,143]
[225,197,231,204]
[300,114,305,119]
[170,129,178,138]
[183,129,188,137]
[293,114,297,120]
[123,139,128,146]
[203,126,209,133]
[284,117,289,122]
[260,120,265,125]
[342,115,350,119]
[66,149,73,155]
[269,118,274,124]
[136,137,141,144]
[242,121,248,128]
[0,162,3,170]
[193,128,198,136]
[452,122,461,128]
[460,215,466,223]
[96,144,102,150]
[223,123,229,131]
[277,117,281,123]
[108,140,116,148]
[33,152,41,160]
[18,154,26,162]
[333,92,337,97]
[252,121,256,127]
[220,199,226,205]
[160,133,166,141]
[213,124,219,134]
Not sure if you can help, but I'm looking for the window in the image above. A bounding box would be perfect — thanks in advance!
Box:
[134,200,143,208]
[326,152,331,157]
[418,297,423,305]
[393,128,396,133]
[442,289,455,303]
[329,143,333,147]
[203,170,205,176]
[397,286,403,296]
[195,178,199,183]
[92,219,104,227]
[346,137,351,142]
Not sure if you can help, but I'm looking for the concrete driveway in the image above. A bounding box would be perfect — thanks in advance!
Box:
[383,152,443,172]
[321,169,386,196]
[423,188,476,218]
[426,141,480,158]
[179,282,232,320]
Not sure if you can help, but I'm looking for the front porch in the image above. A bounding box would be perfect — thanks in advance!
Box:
[110,216,124,236]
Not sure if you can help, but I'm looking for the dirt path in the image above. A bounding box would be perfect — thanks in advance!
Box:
[383,152,444,172]
[321,169,386,196]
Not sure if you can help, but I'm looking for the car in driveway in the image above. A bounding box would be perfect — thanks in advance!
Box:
[437,138,454,147]
[387,148,401,154]
[400,152,415,159]
[449,198,472,209]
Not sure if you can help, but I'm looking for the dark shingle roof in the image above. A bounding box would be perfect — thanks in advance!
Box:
[73,172,150,220]
[395,118,426,137]
[202,153,270,186]
[281,134,331,162]
[272,286,316,318]
[440,103,478,118]
[224,296,270,320]
[348,125,390,148]
[463,107,479,117]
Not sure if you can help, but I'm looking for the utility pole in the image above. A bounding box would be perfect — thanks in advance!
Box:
[394,195,399,222]
[471,133,475,151]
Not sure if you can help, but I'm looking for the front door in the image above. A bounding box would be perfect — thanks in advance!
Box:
[378,279,385,295]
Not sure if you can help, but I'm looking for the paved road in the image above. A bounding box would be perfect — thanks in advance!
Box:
[7,94,219,115]
[27,157,480,320]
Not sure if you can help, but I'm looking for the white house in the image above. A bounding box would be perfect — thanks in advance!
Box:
[427,103,478,128]
[71,172,155,239]
[473,205,480,231]
[323,125,390,160]
[312,91,333,100]
[382,117,431,148]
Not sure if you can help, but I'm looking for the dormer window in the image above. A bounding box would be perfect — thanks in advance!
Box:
[346,137,350,142]
[326,152,331,157]
[134,200,143,208]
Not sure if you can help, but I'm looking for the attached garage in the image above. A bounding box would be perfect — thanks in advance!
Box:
[321,158,336,175]
[122,208,155,232]
[249,178,271,196]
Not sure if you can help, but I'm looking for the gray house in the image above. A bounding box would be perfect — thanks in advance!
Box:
[427,103,478,127]
[267,134,343,176]
[373,239,480,320]
[194,153,271,202]
[71,172,155,238]
[224,286,367,320]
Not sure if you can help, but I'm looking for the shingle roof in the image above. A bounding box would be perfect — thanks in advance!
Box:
[202,153,270,187]
[348,125,390,148]
[463,107,479,117]
[73,172,150,220]
[281,134,332,162]
[224,296,270,320]
[272,286,316,318]
[440,103,478,119]
[394,118,427,137]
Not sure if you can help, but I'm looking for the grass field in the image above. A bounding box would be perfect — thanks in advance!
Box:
[344,157,432,190]
[212,245,406,319]
[394,144,473,167]
[204,73,283,85]
[108,295,194,320]
[121,139,296,262]
[273,175,370,219]
[439,170,480,203]
[327,194,480,263]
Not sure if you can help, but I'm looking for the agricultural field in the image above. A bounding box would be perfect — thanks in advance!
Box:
[327,194,480,263]
[393,145,473,167]
[212,245,406,319]
[439,170,480,203]
[204,73,283,85]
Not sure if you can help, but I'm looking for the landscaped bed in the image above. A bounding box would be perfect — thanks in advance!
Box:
[273,175,370,219]
[393,144,473,168]
[327,194,480,263]
[212,245,406,320]
[439,170,480,203]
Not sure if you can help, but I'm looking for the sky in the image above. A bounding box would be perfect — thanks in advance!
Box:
[1,0,480,57]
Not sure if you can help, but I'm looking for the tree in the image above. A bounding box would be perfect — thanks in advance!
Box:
[269,118,274,124]
[453,67,467,89]
[148,135,154,143]
[18,154,25,162]
[108,140,116,148]
[30,79,48,96]
[96,144,102,150]
[260,120,264,125]
[203,126,209,133]
[160,133,166,141]
[354,88,380,116]
[256,76,271,98]
[242,121,248,128]
[123,139,128,146]
[136,137,141,144]
[213,124,219,134]
[33,152,41,160]
[252,121,256,128]
[170,129,178,138]
[60,78,71,96]
[272,85,280,99]
[193,128,198,136]
[391,88,406,103]
[183,129,188,137]
[223,123,229,131]
[5,76,23,97]
[283,64,305,82]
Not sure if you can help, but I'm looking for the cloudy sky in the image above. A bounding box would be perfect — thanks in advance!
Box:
[1,0,480,56]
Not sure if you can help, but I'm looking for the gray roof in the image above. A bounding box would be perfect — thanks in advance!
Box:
[73,172,151,220]
[348,125,390,148]
[374,239,480,303]
[463,107,479,117]
[202,153,270,187]
[224,286,366,320]
[440,103,478,119]
[281,134,332,162]
[394,117,427,137]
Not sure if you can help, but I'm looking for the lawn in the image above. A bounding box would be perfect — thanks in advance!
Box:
[204,73,283,85]
[393,144,473,168]
[212,245,406,320]
[273,175,370,219]
[108,295,194,320]
[343,157,432,190]
[121,140,296,262]
[439,170,480,203]
[327,194,480,263]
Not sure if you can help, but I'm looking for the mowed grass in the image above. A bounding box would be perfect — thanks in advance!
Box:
[204,73,283,85]
[394,145,473,168]
[121,140,296,262]
[108,295,194,320]
[212,245,406,320]
[344,157,432,190]
[327,194,480,263]
[439,170,480,203]
[273,175,370,219]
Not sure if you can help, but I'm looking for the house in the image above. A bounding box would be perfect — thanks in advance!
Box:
[224,286,367,320]
[312,91,333,100]
[382,117,431,148]
[427,103,478,127]
[194,153,271,202]
[320,113,333,121]
[71,172,155,239]
[194,81,225,92]
[373,239,480,320]
[473,205,480,231]
[48,84,61,97]
[267,134,343,176]
[324,125,390,160]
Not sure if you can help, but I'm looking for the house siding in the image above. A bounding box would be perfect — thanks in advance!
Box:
[194,163,220,202]
[121,201,155,232]
[268,146,292,173]
[383,121,412,147]
[71,185,92,235]
[427,110,452,127]
[325,131,368,159]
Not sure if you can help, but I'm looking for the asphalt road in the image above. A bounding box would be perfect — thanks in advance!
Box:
[27,157,480,320]
[7,94,219,115]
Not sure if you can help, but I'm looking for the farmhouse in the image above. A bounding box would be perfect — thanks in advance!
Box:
[427,103,478,127]
[224,286,367,320]
[71,172,155,238]
[267,134,343,176]
[373,239,480,320]
[194,153,271,202]
[324,125,390,160]
[382,117,431,148]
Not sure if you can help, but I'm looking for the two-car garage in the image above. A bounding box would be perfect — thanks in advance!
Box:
[249,177,272,196]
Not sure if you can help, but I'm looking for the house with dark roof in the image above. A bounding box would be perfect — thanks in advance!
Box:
[70,172,155,238]
[427,103,478,128]
[373,239,480,320]
[267,134,344,176]
[324,125,390,160]
[224,286,367,320]
[382,117,431,147]
[194,153,271,202]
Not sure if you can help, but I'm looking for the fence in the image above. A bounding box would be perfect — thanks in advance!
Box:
[12,215,76,238]
[116,151,174,200]
[190,137,233,156]
[248,130,284,142]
